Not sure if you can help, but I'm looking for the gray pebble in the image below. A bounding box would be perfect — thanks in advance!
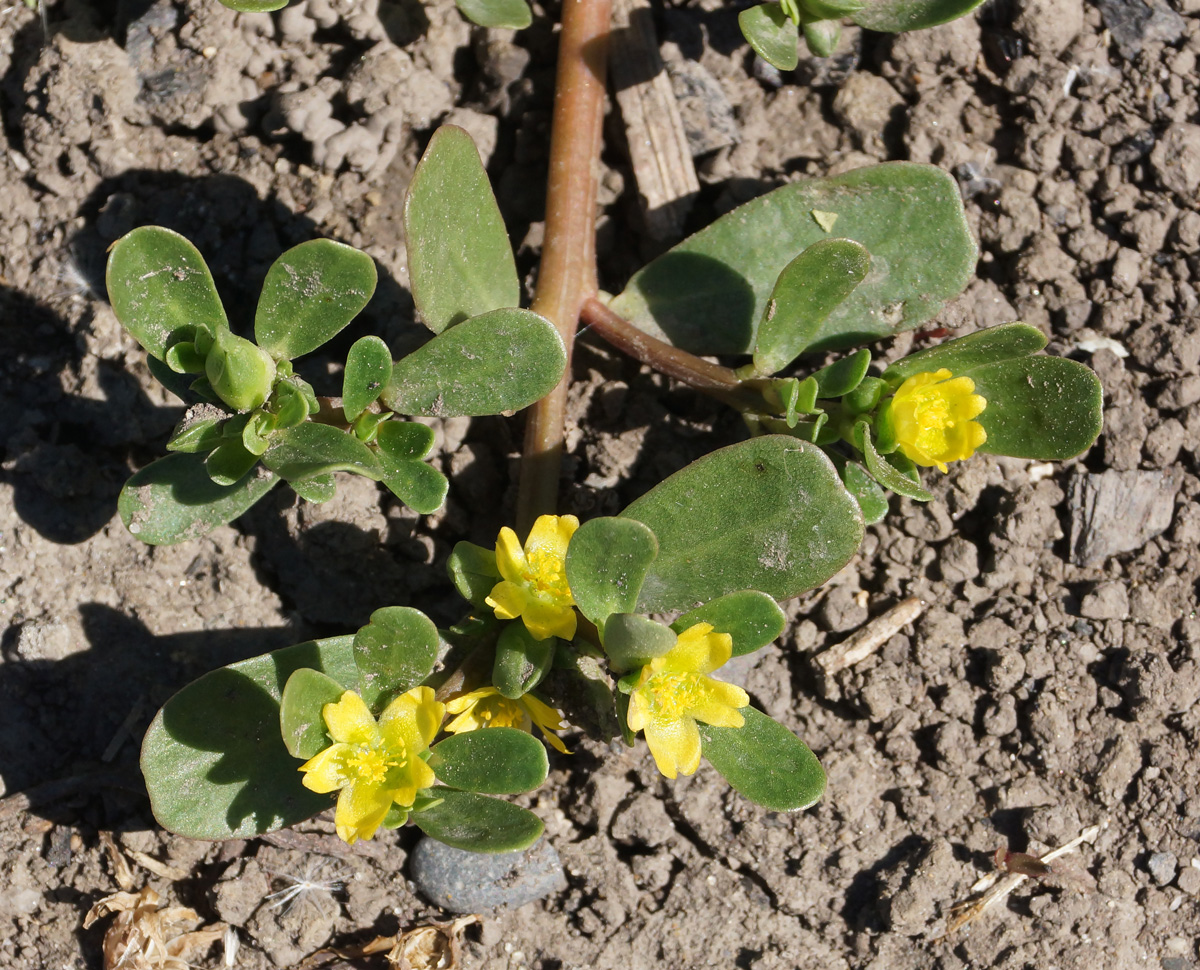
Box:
[1147,851,1178,886]
[411,837,566,913]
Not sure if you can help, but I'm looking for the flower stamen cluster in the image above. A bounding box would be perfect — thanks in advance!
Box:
[888,368,987,473]
[486,514,580,641]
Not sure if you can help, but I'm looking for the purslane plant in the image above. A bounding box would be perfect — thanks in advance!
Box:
[116,0,1104,855]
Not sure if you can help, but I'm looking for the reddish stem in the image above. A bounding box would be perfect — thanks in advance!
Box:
[515,0,612,537]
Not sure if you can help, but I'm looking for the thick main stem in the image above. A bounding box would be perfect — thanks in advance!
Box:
[515,0,612,537]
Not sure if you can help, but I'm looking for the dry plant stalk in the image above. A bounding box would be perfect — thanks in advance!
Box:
[816,596,926,675]
[937,821,1105,941]
[83,886,227,970]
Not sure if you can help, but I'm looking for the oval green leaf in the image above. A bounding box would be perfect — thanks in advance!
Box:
[455,0,532,28]
[739,4,801,71]
[106,226,229,361]
[141,636,359,840]
[802,18,841,57]
[448,541,500,611]
[882,322,1047,383]
[493,623,556,699]
[412,788,545,853]
[344,336,394,422]
[119,452,279,545]
[623,436,864,613]
[261,422,383,482]
[610,164,976,355]
[564,516,658,631]
[291,474,337,503]
[699,707,826,812]
[852,0,986,32]
[671,590,786,657]
[404,125,520,334]
[428,729,549,794]
[854,420,933,502]
[254,240,377,361]
[382,308,567,417]
[353,606,440,711]
[279,668,346,760]
[218,0,288,10]
[752,238,871,376]
[602,613,677,672]
[812,348,872,398]
[381,460,449,515]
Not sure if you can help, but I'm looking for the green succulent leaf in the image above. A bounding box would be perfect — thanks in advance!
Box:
[376,420,435,461]
[119,452,278,545]
[412,787,545,853]
[852,0,986,33]
[353,606,441,712]
[671,591,786,657]
[106,226,229,361]
[164,341,206,375]
[205,331,277,412]
[610,164,976,355]
[837,459,890,525]
[261,422,383,482]
[564,516,658,632]
[216,0,288,11]
[882,322,1047,383]
[291,474,337,503]
[970,356,1103,460]
[803,18,842,56]
[254,240,376,361]
[601,613,677,672]
[382,308,566,417]
[455,0,532,28]
[404,125,520,334]
[752,238,871,376]
[853,420,933,501]
[623,436,864,613]
[343,336,394,422]
[448,542,500,611]
[493,623,557,699]
[803,0,865,16]
[428,729,549,794]
[380,459,448,515]
[279,668,346,760]
[700,707,826,812]
[739,4,801,70]
[813,350,871,399]
[205,438,261,487]
[141,635,359,840]
[541,643,622,743]
[166,406,229,454]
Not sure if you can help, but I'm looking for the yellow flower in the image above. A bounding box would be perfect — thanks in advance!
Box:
[485,514,580,641]
[888,368,987,473]
[444,686,571,754]
[299,687,445,844]
[626,623,749,780]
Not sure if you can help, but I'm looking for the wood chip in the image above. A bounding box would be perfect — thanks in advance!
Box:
[815,597,925,676]
[609,0,699,241]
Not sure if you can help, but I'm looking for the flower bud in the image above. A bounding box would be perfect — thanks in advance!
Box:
[205,332,277,412]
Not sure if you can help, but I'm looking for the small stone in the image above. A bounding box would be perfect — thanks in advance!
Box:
[1150,123,1200,199]
[1177,865,1200,895]
[1147,851,1178,886]
[410,837,566,913]
[1069,469,1182,567]
[1079,582,1129,621]
[1096,0,1186,58]
[666,59,738,158]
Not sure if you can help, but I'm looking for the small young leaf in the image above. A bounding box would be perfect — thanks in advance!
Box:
[412,788,545,853]
[803,18,841,56]
[739,4,801,71]
[254,240,377,361]
[279,668,346,759]
[623,436,864,613]
[699,707,826,811]
[811,348,871,398]
[141,635,359,840]
[206,438,261,487]
[852,0,986,33]
[217,0,288,10]
[383,308,567,417]
[205,331,277,412]
[381,460,449,516]
[376,420,436,461]
[601,613,677,672]
[166,406,229,454]
[404,126,520,334]
[261,422,384,482]
[671,591,785,657]
[564,516,658,631]
[291,474,336,503]
[752,238,871,376]
[842,375,887,414]
[837,459,890,525]
[354,606,440,711]
[448,541,500,610]
[164,341,206,375]
[853,420,933,501]
[271,380,312,430]
[882,322,1047,383]
[427,729,549,794]
[455,0,532,29]
[120,452,279,545]
[971,356,1103,460]
[107,226,229,361]
[343,336,394,422]
[493,623,557,699]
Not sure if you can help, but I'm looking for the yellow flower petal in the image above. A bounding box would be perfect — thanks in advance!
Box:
[485,580,529,622]
[334,781,394,844]
[661,622,732,675]
[444,686,497,716]
[493,527,527,584]
[889,368,988,473]
[643,716,702,779]
[299,743,350,793]
[688,680,748,727]
[520,597,577,641]
[525,514,579,563]
[322,691,379,746]
[379,685,444,752]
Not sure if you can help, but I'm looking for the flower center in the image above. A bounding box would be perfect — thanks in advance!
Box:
[643,671,705,719]
[477,696,525,729]
[347,742,406,786]
[524,547,571,603]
